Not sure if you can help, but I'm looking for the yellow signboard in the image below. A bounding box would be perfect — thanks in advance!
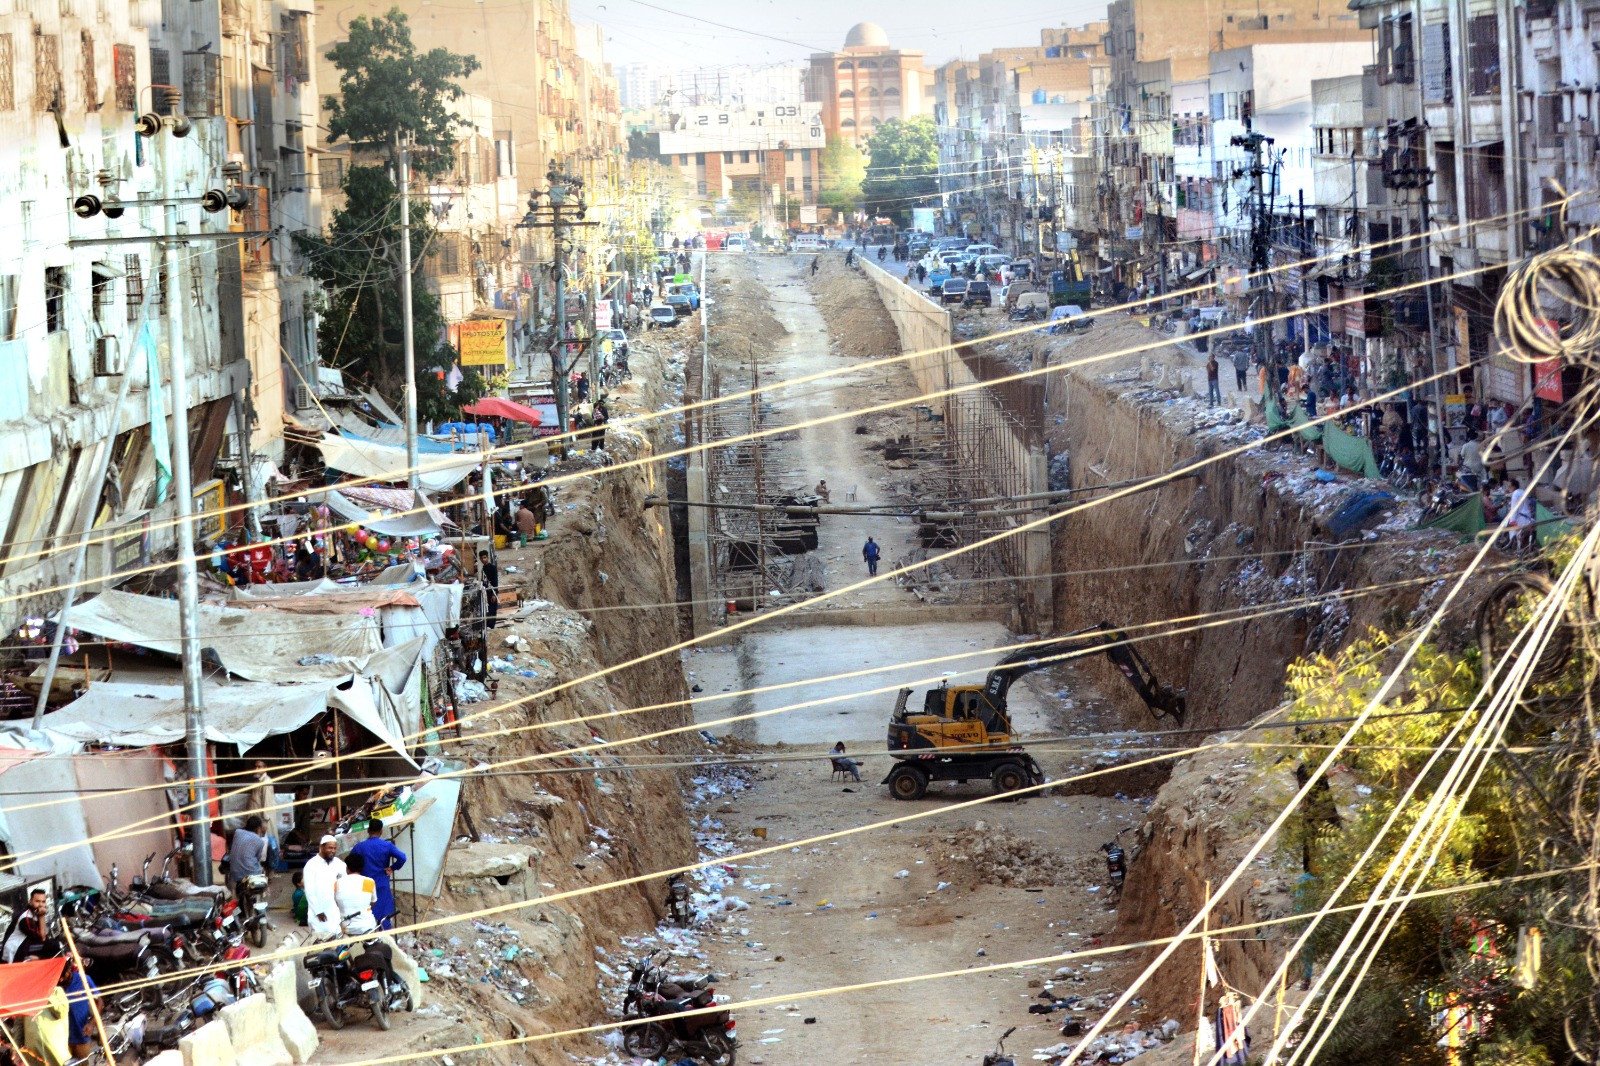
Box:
[458,319,508,367]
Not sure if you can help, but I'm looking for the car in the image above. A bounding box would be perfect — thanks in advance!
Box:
[965,243,1002,259]
[648,305,680,329]
[726,236,748,253]
[964,280,993,308]
[940,278,970,304]
[934,236,968,252]
[926,268,952,293]
[667,282,701,311]
[976,254,1012,275]
[1048,304,1093,333]
[600,327,629,357]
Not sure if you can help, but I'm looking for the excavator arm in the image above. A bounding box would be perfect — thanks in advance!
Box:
[980,622,1186,731]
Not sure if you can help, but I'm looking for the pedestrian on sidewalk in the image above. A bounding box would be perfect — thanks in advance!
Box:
[1206,353,1221,406]
[1231,347,1250,393]
[862,536,881,577]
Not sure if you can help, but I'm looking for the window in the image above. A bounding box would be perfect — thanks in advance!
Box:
[44,266,66,334]
[678,154,688,166]
[841,118,856,127]
[785,150,794,162]
[149,48,172,114]
[884,86,900,98]
[0,275,16,340]
[723,151,733,163]
[318,156,345,190]
[124,255,143,322]
[185,51,222,116]
[865,86,879,97]
[838,60,853,70]
[840,89,854,99]
[1466,142,1506,220]
[786,177,795,192]
[281,12,310,83]
[80,31,97,109]
[740,150,750,163]
[694,152,705,164]
[1393,14,1414,83]
[1421,22,1451,103]
[112,43,134,111]
[1467,14,1500,97]
[35,33,61,112]
[696,180,707,196]
[91,262,114,327]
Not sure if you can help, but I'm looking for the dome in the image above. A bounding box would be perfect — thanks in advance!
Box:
[844,21,889,49]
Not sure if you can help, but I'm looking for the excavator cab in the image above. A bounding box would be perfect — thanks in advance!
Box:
[887,684,1012,752]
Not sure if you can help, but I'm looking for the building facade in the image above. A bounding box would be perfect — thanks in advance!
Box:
[805,22,931,153]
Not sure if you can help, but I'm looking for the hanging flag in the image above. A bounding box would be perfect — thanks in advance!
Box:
[142,322,172,505]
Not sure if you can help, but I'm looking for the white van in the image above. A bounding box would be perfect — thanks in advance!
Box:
[793,234,825,252]
[725,236,748,253]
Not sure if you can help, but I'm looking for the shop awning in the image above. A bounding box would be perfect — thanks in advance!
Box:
[0,959,66,1018]
[319,487,451,537]
[461,397,545,426]
[315,434,476,494]
[38,674,414,761]
[60,590,383,682]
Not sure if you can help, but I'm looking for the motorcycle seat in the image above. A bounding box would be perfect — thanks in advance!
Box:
[83,927,154,946]
[80,936,147,964]
[308,950,340,969]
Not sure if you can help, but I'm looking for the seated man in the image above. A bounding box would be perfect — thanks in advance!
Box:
[334,853,379,938]
[830,742,862,783]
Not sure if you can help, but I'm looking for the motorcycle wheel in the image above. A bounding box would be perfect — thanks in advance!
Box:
[317,984,344,1031]
[369,984,389,1031]
[388,976,414,1015]
[622,1023,669,1059]
[702,1029,738,1065]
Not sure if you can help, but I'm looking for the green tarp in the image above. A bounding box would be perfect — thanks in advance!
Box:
[1419,494,1486,538]
[1323,423,1381,480]
[1534,503,1575,547]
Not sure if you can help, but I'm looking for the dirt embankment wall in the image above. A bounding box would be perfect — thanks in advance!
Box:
[1052,367,1482,735]
[410,341,699,1065]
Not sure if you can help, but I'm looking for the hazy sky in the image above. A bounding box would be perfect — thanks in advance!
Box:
[569,0,1113,69]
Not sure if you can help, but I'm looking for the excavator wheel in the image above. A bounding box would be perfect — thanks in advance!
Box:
[991,761,1029,795]
[886,763,929,801]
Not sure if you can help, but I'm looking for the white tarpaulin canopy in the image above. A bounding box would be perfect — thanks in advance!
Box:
[35,676,414,761]
[319,488,450,537]
[60,590,383,682]
[315,433,475,493]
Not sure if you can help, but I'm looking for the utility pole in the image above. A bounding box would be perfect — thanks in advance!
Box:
[395,132,419,491]
[164,137,213,887]
[1231,123,1275,372]
[517,162,593,436]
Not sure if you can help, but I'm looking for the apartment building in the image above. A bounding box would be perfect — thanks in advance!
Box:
[805,22,932,154]
[0,0,253,636]
[655,101,826,228]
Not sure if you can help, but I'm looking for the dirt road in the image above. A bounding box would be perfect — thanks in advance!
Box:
[693,750,1144,1065]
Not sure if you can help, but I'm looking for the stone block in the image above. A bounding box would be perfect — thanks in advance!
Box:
[265,961,319,1064]
[178,1018,236,1066]
[380,935,424,1011]
[220,993,291,1066]
[145,1052,185,1066]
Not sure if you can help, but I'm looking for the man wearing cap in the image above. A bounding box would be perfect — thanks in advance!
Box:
[302,835,346,940]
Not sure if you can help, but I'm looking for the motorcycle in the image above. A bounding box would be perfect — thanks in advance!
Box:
[621,951,715,1020]
[235,873,272,948]
[665,873,693,927]
[621,966,737,1066]
[305,937,413,1032]
[984,1026,1018,1066]
[1102,830,1130,899]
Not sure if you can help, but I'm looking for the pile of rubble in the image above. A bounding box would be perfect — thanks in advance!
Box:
[936,822,1090,889]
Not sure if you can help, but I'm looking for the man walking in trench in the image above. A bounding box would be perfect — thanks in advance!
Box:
[862,536,881,577]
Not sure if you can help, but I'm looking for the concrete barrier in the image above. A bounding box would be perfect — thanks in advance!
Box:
[145,1052,184,1066]
[220,993,291,1066]
[265,962,319,1064]
[382,936,425,1010]
[178,1018,237,1066]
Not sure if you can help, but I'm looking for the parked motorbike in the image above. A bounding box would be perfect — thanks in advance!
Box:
[621,959,736,1065]
[665,873,693,927]
[117,972,240,1059]
[306,937,412,1032]
[235,873,272,948]
[983,1026,1018,1066]
[1102,830,1130,899]
[621,951,715,1019]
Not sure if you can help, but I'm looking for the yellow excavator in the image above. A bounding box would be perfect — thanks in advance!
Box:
[883,623,1187,800]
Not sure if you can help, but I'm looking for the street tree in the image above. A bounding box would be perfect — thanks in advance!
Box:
[861,117,939,224]
[297,8,485,424]
[819,136,865,217]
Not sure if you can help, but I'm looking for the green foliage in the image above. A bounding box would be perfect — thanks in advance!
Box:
[294,167,484,425]
[818,136,865,215]
[1271,628,1589,1066]
[861,117,939,224]
[322,8,480,178]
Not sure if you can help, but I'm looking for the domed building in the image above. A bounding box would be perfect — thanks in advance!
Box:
[805,23,932,154]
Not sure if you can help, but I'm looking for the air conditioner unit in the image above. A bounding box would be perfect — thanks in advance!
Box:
[93,335,120,377]
[293,383,314,411]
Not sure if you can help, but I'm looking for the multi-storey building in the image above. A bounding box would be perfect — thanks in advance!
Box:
[654,101,826,229]
[0,0,257,636]
[805,22,932,154]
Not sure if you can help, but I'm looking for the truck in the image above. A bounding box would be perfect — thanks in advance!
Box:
[910,207,938,236]
[883,624,1186,800]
